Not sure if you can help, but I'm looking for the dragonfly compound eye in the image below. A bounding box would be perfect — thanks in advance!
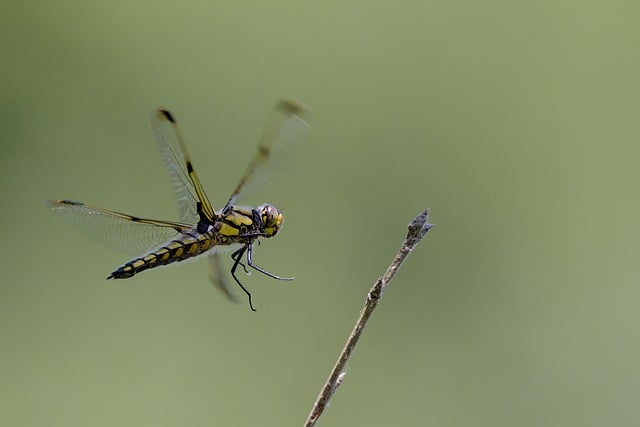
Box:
[260,204,284,237]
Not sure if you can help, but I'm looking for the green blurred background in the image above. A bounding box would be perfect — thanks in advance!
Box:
[2,1,639,426]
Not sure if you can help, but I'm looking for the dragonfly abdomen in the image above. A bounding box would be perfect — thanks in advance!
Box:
[107,233,216,279]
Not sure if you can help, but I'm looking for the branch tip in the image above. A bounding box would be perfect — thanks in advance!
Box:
[405,209,433,245]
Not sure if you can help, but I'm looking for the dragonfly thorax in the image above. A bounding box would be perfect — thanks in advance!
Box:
[258,204,284,238]
[214,204,283,242]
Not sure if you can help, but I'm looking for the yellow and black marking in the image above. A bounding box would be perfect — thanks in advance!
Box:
[48,99,309,311]
[107,205,283,280]
[108,232,218,279]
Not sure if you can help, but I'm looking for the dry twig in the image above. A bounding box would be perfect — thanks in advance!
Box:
[304,209,434,427]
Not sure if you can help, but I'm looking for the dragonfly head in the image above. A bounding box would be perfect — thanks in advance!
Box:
[259,204,284,238]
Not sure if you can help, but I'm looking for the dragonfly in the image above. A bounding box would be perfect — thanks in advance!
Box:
[47,100,310,311]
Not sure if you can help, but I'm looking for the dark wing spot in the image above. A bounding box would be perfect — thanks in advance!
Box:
[258,145,270,156]
[59,200,82,206]
[160,109,176,123]
[276,99,306,116]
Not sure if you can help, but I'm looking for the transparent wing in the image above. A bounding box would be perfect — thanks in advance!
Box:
[224,99,311,209]
[150,109,216,224]
[47,200,192,257]
[208,252,239,303]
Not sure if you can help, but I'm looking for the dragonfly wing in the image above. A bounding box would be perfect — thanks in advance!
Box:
[47,200,192,257]
[150,109,216,224]
[208,251,239,303]
[225,99,311,208]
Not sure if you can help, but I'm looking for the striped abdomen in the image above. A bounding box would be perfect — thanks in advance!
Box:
[108,232,218,279]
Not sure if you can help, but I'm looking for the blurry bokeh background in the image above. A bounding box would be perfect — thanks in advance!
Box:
[2,1,639,426]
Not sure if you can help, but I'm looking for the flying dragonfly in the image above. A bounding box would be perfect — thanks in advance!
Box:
[48,100,310,311]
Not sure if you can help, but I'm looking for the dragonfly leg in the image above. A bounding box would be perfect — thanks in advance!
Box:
[231,247,250,274]
[230,245,256,311]
[246,243,294,281]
